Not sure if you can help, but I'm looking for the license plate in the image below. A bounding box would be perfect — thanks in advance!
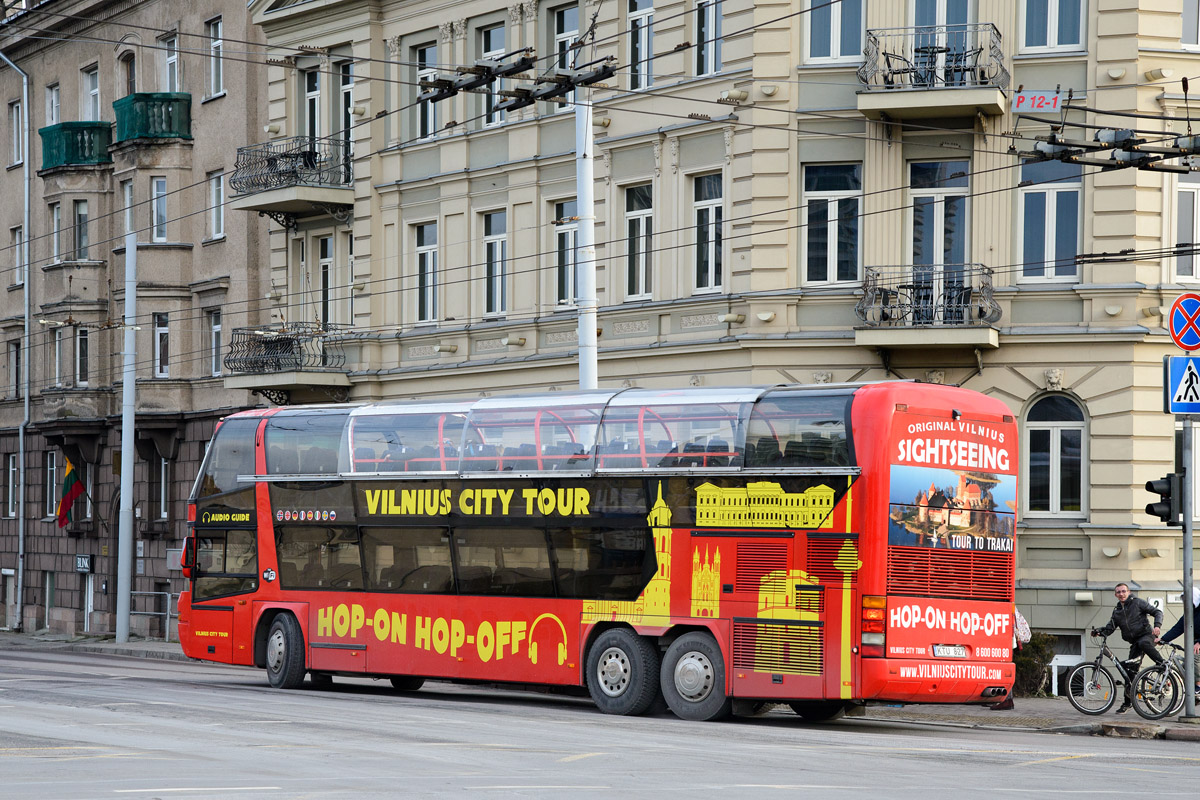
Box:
[933,645,968,658]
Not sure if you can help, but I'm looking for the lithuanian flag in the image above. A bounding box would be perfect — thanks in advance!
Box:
[57,457,85,528]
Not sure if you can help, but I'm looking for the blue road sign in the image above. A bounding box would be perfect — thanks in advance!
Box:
[1166,355,1200,414]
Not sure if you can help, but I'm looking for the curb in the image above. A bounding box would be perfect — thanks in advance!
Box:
[63,643,190,663]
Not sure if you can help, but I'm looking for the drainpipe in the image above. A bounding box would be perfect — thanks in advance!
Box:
[0,49,31,632]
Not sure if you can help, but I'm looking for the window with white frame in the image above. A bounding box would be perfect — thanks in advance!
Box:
[1022,0,1083,51]
[303,69,320,139]
[339,62,354,171]
[7,340,18,397]
[8,100,22,165]
[484,211,507,316]
[806,0,862,62]
[629,0,654,89]
[207,18,224,96]
[73,200,88,259]
[208,310,222,377]
[44,451,57,519]
[121,180,133,235]
[162,35,179,92]
[49,203,61,262]
[208,171,224,239]
[416,222,438,322]
[51,327,62,387]
[693,173,722,291]
[154,313,169,378]
[416,43,439,138]
[803,163,862,283]
[45,83,59,126]
[481,25,506,126]
[1177,171,1200,280]
[910,160,969,324]
[11,226,23,285]
[75,327,88,386]
[158,457,170,519]
[1020,159,1081,280]
[318,236,333,325]
[625,183,653,299]
[554,6,579,111]
[695,0,721,76]
[1185,0,1199,47]
[81,67,99,120]
[151,177,167,241]
[555,199,578,305]
[1025,394,1085,517]
[6,453,16,517]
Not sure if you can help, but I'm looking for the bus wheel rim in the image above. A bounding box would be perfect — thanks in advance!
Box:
[267,630,285,673]
[596,647,631,697]
[673,651,714,702]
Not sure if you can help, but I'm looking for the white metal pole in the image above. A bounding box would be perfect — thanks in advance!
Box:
[1183,417,1196,719]
[116,232,137,642]
[575,88,598,391]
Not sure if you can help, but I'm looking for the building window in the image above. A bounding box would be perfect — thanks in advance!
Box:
[339,63,354,175]
[73,200,88,259]
[1020,159,1081,281]
[151,177,167,241]
[303,69,321,140]
[11,226,23,285]
[81,67,99,120]
[159,458,170,519]
[625,183,653,299]
[6,453,16,517]
[154,313,169,378]
[8,341,19,398]
[51,327,62,387]
[693,174,722,291]
[909,160,969,323]
[1025,394,1085,517]
[555,199,578,305]
[629,0,654,90]
[416,43,439,138]
[803,163,861,283]
[8,100,22,165]
[1189,1,1200,47]
[121,54,136,96]
[49,203,61,262]
[208,310,222,377]
[484,211,507,316]
[416,222,438,322]
[84,462,93,519]
[481,25,506,126]
[1177,171,1200,279]
[552,6,580,111]
[44,451,57,519]
[121,180,134,236]
[318,236,333,325]
[45,83,59,126]
[1022,0,1083,51]
[162,35,179,92]
[207,18,224,96]
[209,172,224,239]
[76,328,89,387]
[806,0,862,62]
[695,0,721,76]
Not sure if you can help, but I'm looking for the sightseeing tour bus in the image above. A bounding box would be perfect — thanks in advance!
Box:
[178,381,1018,721]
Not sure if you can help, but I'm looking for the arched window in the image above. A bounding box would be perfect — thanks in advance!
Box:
[121,53,137,96]
[1024,395,1086,517]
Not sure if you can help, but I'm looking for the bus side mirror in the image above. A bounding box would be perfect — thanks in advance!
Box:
[181,536,196,579]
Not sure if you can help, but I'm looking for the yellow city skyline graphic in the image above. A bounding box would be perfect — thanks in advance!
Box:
[695,481,838,529]
[691,545,721,618]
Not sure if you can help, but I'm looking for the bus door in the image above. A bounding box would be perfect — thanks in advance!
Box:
[189,528,259,665]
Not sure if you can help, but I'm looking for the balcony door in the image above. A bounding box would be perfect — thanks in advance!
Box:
[909,161,968,324]
[913,0,971,85]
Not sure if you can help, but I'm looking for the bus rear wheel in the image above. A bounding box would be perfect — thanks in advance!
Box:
[586,629,660,716]
[660,632,732,721]
[265,614,307,690]
[390,676,425,692]
[789,700,847,722]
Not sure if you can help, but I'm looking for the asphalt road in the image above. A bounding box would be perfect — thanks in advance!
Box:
[2,648,1199,799]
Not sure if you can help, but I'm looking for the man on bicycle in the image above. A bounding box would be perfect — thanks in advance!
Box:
[1157,584,1200,697]
[1093,583,1164,712]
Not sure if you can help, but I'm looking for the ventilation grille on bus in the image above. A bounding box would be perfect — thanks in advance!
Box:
[806,538,858,588]
[886,546,1014,601]
[735,542,789,593]
[733,621,823,676]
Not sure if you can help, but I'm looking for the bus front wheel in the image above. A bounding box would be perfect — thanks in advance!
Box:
[586,629,660,715]
[390,676,425,692]
[660,632,732,721]
[789,700,847,722]
[265,614,307,690]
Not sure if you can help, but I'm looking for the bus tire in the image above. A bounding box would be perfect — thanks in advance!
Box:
[265,614,307,690]
[660,632,732,721]
[390,676,425,692]
[586,629,660,716]
[788,700,847,722]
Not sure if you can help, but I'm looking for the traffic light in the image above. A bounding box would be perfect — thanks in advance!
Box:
[1145,473,1183,526]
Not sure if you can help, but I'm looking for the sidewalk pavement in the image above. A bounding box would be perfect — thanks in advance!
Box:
[2,629,1198,741]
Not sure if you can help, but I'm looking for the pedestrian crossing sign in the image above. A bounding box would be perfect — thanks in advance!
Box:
[1165,355,1200,414]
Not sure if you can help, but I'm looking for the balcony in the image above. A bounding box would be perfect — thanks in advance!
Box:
[38,122,112,171]
[229,136,353,225]
[854,264,1001,349]
[856,24,1009,119]
[113,93,192,142]
[222,322,351,404]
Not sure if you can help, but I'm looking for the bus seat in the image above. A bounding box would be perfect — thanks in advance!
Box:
[493,568,554,596]
[750,437,781,466]
[706,439,730,467]
[354,447,378,472]
[456,565,493,593]
[272,449,299,475]
[278,562,298,587]
[401,565,453,593]
[304,447,338,474]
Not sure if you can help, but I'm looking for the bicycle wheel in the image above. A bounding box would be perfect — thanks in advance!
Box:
[1131,665,1182,721]
[1066,663,1117,715]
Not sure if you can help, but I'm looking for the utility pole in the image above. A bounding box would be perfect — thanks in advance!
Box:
[574,74,598,391]
[116,232,137,642]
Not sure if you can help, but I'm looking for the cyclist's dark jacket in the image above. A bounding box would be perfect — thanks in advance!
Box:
[1098,595,1163,642]
[1160,593,1199,645]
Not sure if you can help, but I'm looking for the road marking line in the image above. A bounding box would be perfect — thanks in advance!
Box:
[113,788,282,794]
[1012,755,1093,767]
[558,752,606,762]
[465,786,610,791]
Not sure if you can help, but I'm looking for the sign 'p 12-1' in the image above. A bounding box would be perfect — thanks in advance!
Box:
[1169,292,1200,351]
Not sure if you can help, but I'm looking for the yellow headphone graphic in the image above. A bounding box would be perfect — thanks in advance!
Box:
[527,613,569,666]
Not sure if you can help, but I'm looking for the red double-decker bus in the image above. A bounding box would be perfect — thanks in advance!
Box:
[178,381,1017,721]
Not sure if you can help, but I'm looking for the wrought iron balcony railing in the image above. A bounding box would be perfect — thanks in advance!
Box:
[857,23,1009,92]
[38,122,113,171]
[855,264,1001,328]
[229,136,353,195]
[113,93,192,141]
[224,322,349,374]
